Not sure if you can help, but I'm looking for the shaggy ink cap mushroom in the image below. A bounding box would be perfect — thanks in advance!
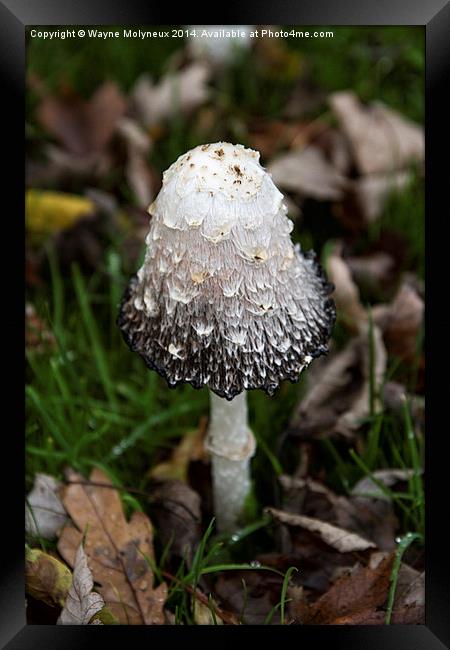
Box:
[118,142,336,400]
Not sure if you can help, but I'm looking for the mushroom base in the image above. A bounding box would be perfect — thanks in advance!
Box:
[206,391,256,532]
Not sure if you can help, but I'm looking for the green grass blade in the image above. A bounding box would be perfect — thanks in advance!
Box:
[385,532,421,624]
[72,264,117,407]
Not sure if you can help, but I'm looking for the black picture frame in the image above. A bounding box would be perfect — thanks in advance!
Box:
[4,0,448,647]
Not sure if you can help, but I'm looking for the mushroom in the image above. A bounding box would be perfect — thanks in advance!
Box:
[118,142,335,532]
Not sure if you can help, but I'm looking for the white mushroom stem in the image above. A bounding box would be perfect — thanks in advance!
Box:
[206,390,256,533]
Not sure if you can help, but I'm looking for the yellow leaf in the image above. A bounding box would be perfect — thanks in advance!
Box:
[26,189,94,236]
[26,546,72,608]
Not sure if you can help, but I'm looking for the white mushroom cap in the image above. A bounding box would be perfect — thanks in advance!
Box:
[118,142,335,399]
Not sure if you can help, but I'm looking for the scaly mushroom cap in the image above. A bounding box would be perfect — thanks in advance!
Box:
[118,142,335,399]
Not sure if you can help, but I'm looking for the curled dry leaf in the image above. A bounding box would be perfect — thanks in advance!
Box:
[288,325,387,440]
[326,242,367,330]
[132,62,211,128]
[267,146,349,201]
[116,117,154,209]
[351,468,420,501]
[26,473,68,540]
[57,468,167,625]
[373,282,424,362]
[329,91,424,175]
[58,543,105,625]
[266,507,376,554]
[279,475,398,551]
[26,546,72,609]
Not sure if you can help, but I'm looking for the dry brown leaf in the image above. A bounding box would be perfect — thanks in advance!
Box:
[57,468,167,625]
[330,91,424,175]
[302,553,395,624]
[26,473,68,540]
[58,543,105,625]
[326,242,367,330]
[266,507,376,553]
[132,62,211,128]
[279,475,398,551]
[373,282,424,362]
[267,146,349,201]
[36,81,126,156]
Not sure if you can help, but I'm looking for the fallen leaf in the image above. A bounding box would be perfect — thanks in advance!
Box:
[288,325,387,440]
[149,479,201,565]
[26,189,95,237]
[36,80,126,156]
[26,473,68,540]
[26,546,72,609]
[350,171,412,223]
[266,507,376,553]
[302,553,395,624]
[326,242,367,330]
[279,475,398,551]
[373,282,424,362]
[396,569,425,608]
[267,146,349,201]
[150,418,209,482]
[58,542,105,625]
[57,468,167,625]
[351,469,419,501]
[132,62,211,128]
[329,91,424,175]
[116,117,154,209]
